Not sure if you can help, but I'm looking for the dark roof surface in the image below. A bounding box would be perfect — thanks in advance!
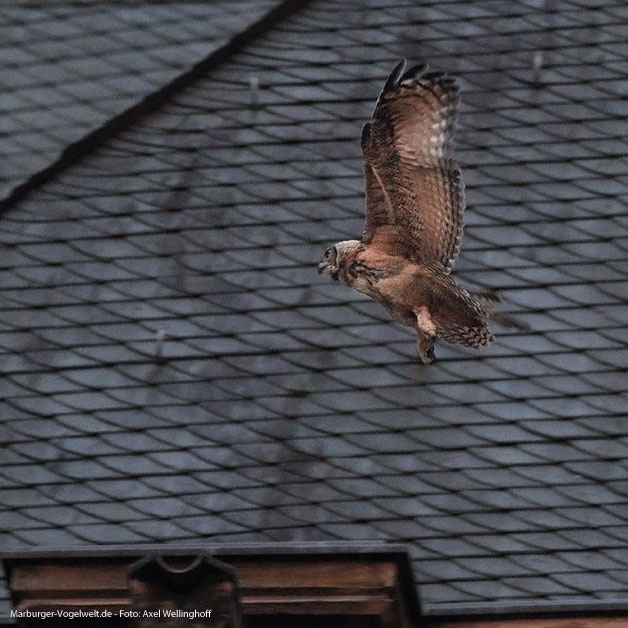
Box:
[0,0,278,200]
[1,0,628,619]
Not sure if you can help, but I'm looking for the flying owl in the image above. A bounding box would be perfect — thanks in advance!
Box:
[318,60,513,364]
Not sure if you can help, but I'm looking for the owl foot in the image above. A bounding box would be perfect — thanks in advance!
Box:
[415,307,436,363]
[417,332,435,364]
[415,306,436,337]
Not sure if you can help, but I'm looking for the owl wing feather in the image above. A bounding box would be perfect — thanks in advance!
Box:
[361,61,465,273]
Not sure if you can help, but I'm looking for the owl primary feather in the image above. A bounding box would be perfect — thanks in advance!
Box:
[318,60,514,364]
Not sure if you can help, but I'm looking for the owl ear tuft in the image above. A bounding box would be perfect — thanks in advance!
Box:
[383,59,406,93]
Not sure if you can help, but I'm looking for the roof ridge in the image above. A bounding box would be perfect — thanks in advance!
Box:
[0,0,310,214]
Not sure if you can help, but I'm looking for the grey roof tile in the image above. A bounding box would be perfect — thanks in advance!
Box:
[557,483,624,505]
[35,484,106,507]
[572,436,628,459]
[466,424,540,445]
[125,519,195,540]
[88,478,160,500]
[175,514,248,536]
[372,519,435,540]
[373,497,440,518]
[509,531,583,552]
[553,571,627,592]
[419,559,478,581]
[419,583,474,604]
[465,534,532,555]
[52,459,123,481]
[22,505,101,527]
[14,527,84,546]
[0,464,65,486]
[503,576,576,596]
[565,461,627,482]
[451,578,531,601]
[0,487,55,507]
[317,522,387,540]
[0,510,46,531]
[472,446,544,466]
[560,527,626,549]
[460,556,532,578]
[559,550,625,571]
[9,441,63,462]
[420,537,487,558]
[69,523,149,544]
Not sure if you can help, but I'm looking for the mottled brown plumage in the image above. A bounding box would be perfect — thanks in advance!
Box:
[318,61,513,363]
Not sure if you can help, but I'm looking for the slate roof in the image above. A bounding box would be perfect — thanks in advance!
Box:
[0,0,278,200]
[1,0,628,620]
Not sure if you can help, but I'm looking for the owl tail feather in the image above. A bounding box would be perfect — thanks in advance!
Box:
[483,304,529,331]
[470,290,501,303]
[470,291,529,331]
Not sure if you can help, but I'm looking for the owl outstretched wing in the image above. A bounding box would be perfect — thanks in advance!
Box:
[361,60,465,273]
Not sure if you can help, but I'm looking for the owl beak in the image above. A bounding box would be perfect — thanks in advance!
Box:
[318,260,339,280]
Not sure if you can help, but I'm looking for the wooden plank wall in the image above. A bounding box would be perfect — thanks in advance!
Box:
[8,557,413,627]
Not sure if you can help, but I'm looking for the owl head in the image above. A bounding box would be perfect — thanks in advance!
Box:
[317,240,363,284]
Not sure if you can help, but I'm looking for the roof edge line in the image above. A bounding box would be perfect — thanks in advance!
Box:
[0,0,311,214]
[0,540,410,560]
[424,600,628,618]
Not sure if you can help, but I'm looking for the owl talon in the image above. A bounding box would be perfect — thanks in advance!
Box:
[417,333,436,364]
